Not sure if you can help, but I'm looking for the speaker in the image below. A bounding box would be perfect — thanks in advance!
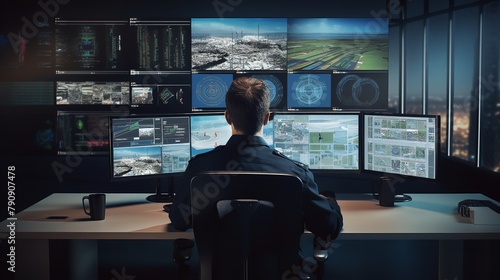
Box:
[378,176,395,207]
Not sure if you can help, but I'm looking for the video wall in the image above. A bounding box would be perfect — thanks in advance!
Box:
[1,17,388,108]
[0,17,388,156]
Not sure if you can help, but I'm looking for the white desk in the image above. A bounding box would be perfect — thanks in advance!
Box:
[1,193,499,280]
[2,193,192,240]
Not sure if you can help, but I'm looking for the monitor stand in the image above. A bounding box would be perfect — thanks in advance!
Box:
[377,176,412,206]
[147,177,175,203]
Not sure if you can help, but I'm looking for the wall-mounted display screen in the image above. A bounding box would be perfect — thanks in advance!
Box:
[287,73,332,110]
[191,18,287,71]
[56,81,130,105]
[332,71,388,110]
[287,18,389,71]
[130,19,191,72]
[191,73,233,111]
[54,19,130,73]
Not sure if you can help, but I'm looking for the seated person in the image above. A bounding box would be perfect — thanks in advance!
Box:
[169,76,343,275]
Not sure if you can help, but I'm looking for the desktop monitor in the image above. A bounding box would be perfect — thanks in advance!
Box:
[190,112,274,157]
[362,113,440,180]
[190,113,231,157]
[273,112,360,172]
[110,114,191,201]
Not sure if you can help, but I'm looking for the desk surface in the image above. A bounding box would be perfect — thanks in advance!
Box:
[1,193,499,240]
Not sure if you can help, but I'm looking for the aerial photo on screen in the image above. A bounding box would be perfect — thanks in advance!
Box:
[56,81,130,105]
[113,146,162,177]
[287,18,388,71]
[191,18,287,71]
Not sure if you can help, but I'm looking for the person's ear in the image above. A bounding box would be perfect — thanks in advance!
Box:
[224,111,232,125]
[263,112,270,125]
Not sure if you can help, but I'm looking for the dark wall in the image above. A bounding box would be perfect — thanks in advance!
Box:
[3,0,389,19]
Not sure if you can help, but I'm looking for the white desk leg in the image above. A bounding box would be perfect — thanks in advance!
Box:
[17,239,50,280]
[438,240,463,280]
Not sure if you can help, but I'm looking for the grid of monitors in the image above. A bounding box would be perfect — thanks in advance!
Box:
[109,112,443,180]
[39,17,389,158]
[363,113,440,180]
[189,17,388,112]
[38,17,388,112]
[0,17,390,109]
[110,115,191,179]
[273,112,360,171]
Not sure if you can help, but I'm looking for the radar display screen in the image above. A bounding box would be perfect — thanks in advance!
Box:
[287,73,332,110]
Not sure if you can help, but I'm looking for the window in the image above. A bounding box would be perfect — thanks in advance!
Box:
[392,0,499,173]
[404,20,424,114]
[426,14,449,152]
[451,7,479,163]
[480,1,500,172]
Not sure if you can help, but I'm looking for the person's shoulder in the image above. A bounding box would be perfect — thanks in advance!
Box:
[189,145,224,162]
[271,149,310,171]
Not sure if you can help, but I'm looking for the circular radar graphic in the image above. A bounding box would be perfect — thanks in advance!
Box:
[292,74,327,106]
[196,76,228,106]
[252,74,283,108]
[336,74,380,107]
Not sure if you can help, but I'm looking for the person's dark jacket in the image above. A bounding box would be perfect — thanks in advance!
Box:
[169,134,343,241]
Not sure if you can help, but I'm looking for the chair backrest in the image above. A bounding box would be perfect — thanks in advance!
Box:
[190,171,304,280]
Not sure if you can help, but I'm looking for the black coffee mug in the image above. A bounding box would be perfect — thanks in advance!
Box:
[378,177,395,207]
[82,193,106,220]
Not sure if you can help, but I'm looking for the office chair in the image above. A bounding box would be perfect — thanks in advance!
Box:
[190,171,306,280]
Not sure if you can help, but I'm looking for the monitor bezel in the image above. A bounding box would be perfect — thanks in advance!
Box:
[360,112,441,182]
